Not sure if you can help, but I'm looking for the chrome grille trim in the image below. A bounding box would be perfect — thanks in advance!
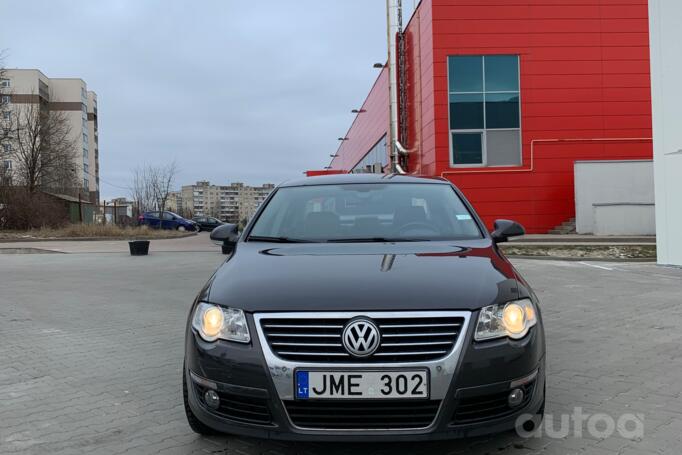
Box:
[258,313,466,363]
[253,311,472,411]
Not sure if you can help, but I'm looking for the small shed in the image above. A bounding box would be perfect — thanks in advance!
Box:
[44,192,94,224]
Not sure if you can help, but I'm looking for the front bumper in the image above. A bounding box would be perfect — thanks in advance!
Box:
[184,311,546,441]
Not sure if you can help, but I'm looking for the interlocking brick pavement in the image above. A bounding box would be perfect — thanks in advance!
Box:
[1,252,680,454]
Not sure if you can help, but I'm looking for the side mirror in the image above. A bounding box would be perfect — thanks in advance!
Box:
[210,223,239,254]
[491,219,525,243]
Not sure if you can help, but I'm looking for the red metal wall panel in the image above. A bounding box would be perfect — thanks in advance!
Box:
[432,0,652,233]
[327,69,390,172]
[327,0,653,233]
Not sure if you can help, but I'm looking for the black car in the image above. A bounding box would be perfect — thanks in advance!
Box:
[192,216,224,232]
[183,174,545,441]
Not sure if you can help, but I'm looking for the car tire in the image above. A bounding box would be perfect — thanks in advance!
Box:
[183,363,220,435]
[178,226,186,232]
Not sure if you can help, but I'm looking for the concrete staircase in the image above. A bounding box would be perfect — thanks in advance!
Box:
[548,217,576,234]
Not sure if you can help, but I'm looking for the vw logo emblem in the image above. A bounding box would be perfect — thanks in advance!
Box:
[342,318,380,357]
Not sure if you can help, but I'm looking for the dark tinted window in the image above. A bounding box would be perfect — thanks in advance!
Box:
[484,55,519,92]
[448,55,521,166]
[448,56,483,92]
[250,183,481,242]
[449,94,484,130]
[452,133,483,165]
[485,93,520,128]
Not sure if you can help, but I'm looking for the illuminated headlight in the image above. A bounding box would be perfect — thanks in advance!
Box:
[475,299,537,341]
[191,302,250,343]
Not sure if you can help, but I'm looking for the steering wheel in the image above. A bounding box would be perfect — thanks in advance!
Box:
[396,222,439,236]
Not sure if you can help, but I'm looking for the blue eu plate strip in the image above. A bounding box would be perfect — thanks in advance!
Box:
[295,371,309,399]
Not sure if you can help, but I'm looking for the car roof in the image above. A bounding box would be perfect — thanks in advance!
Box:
[280,173,449,187]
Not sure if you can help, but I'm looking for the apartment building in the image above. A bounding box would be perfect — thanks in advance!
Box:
[180,181,274,224]
[165,190,184,214]
[0,69,100,202]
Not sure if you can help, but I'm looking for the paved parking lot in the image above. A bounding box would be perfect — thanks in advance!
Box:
[1,248,681,454]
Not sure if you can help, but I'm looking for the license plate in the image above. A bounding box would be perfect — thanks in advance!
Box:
[295,370,429,400]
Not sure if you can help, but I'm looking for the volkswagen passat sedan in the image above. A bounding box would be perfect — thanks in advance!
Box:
[183,174,545,441]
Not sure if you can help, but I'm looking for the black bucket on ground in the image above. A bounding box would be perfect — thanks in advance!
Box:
[128,240,150,256]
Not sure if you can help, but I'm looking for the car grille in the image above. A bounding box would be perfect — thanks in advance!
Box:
[284,400,441,429]
[259,315,465,363]
[193,383,272,425]
[451,380,536,424]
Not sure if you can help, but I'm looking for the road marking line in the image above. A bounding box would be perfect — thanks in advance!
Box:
[578,262,615,271]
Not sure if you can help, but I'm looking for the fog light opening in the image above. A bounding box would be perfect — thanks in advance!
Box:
[204,390,220,410]
[522,416,537,433]
[508,388,525,408]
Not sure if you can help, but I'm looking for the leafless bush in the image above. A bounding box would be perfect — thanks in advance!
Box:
[130,161,178,213]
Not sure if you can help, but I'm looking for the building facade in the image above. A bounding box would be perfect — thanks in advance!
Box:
[322,0,653,234]
[165,190,184,214]
[180,181,274,224]
[649,0,682,266]
[0,69,100,203]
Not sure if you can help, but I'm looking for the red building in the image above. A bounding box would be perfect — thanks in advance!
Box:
[321,0,652,234]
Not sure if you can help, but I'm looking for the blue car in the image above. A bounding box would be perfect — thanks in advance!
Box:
[138,211,197,231]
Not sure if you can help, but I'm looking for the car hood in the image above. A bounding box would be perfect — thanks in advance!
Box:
[205,240,522,312]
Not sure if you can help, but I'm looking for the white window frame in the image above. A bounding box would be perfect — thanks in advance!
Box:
[1,95,10,105]
[0,79,10,88]
[447,55,522,168]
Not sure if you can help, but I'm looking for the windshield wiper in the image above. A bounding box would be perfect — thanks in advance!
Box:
[325,237,429,243]
[247,236,313,243]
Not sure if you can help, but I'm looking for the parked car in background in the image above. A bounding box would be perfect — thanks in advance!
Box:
[138,211,197,231]
[191,216,224,232]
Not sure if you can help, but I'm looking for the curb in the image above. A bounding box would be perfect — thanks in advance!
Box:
[0,233,198,242]
[506,255,656,262]
[510,237,655,244]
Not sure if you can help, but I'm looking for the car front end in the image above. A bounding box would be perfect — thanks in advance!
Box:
[183,175,546,441]
[184,296,545,441]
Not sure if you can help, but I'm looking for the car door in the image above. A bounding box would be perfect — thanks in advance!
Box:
[208,217,220,229]
[160,211,176,230]
[146,212,161,228]
[191,217,204,229]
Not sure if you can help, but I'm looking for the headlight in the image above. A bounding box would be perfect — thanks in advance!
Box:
[191,302,250,343]
[475,299,537,341]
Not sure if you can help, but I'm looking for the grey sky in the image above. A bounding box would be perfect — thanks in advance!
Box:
[1,0,410,199]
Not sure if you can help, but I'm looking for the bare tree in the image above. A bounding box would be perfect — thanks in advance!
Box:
[130,161,178,217]
[0,50,11,157]
[151,160,178,216]
[130,165,156,213]
[6,100,79,194]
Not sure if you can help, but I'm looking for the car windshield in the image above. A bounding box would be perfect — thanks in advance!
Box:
[248,183,482,242]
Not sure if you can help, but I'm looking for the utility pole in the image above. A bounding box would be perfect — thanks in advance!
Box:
[386,0,399,173]
[386,0,407,174]
[78,192,83,223]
